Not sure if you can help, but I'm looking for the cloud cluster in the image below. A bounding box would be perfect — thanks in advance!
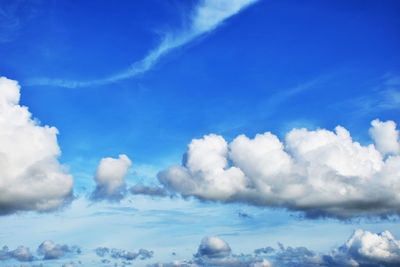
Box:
[158,119,400,218]
[0,241,80,263]
[151,236,272,267]
[91,154,132,201]
[29,0,259,88]
[153,230,400,267]
[95,246,153,261]
[0,77,73,214]
[326,229,400,266]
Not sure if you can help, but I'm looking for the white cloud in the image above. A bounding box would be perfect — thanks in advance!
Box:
[91,154,132,201]
[328,229,400,266]
[0,77,73,214]
[158,119,400,218]
[369,119,400,156]
[28,0,259,88]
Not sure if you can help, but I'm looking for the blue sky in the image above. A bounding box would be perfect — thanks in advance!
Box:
[1,0,400,266]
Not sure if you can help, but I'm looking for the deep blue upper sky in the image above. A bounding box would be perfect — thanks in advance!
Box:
[1,0,399,170]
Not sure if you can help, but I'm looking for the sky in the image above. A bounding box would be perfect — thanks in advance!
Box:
[1,0,400,266]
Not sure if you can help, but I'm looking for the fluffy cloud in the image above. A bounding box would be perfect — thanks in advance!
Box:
[0,77,73,214]
[327,229,400,266]
[195,237,231,258]
[37,240,81,260]
[158,119,400,218]
[369,119,400,156]
[91,154,132,201]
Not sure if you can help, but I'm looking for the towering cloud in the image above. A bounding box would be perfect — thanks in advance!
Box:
[91,154,132,201]
[158,119,400,218]
[0,77,73,214]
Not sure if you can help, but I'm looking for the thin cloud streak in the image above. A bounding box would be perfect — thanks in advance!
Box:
[28,0,259,88]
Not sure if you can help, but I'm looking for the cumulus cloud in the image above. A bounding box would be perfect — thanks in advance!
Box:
[95,246,153,261]
[91,154,132,201]
[0,76,73,214]
[0,245,34,262]
[130,183,168,197]
[37,240,81,260]
[195,237,231,258]
[29,0,259,88]
[326,229,400,266]
[158,119,400,218]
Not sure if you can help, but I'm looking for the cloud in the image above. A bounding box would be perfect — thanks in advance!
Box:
[326,229,400,266]
[28,0,259,88]
[90,154,132,201]
[158,119,400,218]
[0,76,73,214]
[37,240,81,260]
[130,183,169,197]
[195,237,231,258]
[0,245,34,262]
[95,246,153,261]
[369,119,400,156]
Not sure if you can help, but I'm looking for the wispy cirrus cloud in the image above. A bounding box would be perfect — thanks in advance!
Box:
[28,0,259,88]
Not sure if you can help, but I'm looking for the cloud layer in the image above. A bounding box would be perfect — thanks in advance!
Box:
[0,77,73,214]
[152,230,400,267]
[29,0,259,88]
[91,154,132,201]
[158,119,400,218]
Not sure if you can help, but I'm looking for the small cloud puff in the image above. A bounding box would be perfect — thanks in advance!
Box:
[91,154,132,201]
